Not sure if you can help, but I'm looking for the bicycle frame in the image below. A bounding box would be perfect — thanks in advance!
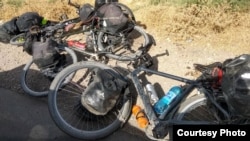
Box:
[128,66,231,128]
[66,22,151,62]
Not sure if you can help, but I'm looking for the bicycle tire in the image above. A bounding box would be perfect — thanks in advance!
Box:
[9,33,26,46]
[97,25,150,61]
[20,47,77,97]
[156,95,222,141]
[48,61,132,140]
[173,94,223,123]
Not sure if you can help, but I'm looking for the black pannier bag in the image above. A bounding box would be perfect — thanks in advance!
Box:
[79,3,130,34]
[23,31,61,67]
[81,68,128,115]
[31,38,62,69]
[0,12,44,43]
[2,17,19,35]
[0,17,19,43]
[96,3,130,34]
[23,29,66,78]
[16,12,44,32]
[95,0,118,9]
[221,54,250,118]
[22,25,62,69]
[0,25,13,43]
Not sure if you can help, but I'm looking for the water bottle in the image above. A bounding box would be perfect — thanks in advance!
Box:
[132,105,149,128]
[153,86,182,115]
[145,84,159,105]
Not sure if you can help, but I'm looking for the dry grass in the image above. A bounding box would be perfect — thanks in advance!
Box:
[134,3,249,39]
[0,0,250,53]
[0,0,95,21]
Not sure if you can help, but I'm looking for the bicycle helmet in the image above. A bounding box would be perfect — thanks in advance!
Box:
[79,4,95,24]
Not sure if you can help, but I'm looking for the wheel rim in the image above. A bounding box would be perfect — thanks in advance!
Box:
[50,64,131,139]
[176,97,218,122]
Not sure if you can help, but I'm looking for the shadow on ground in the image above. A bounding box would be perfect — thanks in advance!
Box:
[0,65,151,141]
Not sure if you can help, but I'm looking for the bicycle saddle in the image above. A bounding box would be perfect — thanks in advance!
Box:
[193,62,222,73]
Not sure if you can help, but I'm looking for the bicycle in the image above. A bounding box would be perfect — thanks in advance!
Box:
[64,0,152,63]
[10,0,152,97]
[9,0,137,47]
[10,0,139,96]
[18,19,80,97]
[47,51,250,140]
[9,14,80,46]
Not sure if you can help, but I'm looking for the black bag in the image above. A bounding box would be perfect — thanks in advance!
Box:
[96,3,129,34]
[0,12,44,44]
[16,12,44,32]
[0,25,13,43]
[95,0,118,9]
[79,3,95,24]
[32,38,61,69]
[0,17,20,43]
[221,54,250,118]
[2,17,19,35]
[81,68,128,115]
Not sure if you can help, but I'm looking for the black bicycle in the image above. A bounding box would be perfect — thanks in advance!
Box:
[46,52,250,140]
[11,0,153,97]
[9,14,80,46]
[8,9,81,97]
[18,20,80,97]
[64,0,152,63]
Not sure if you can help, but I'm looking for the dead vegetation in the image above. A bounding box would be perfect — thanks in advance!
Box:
[0,0,249,53]
[135,3,248,40]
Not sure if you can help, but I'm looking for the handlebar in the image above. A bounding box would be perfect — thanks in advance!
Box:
[30,17,80,33]
[29,25,62,36]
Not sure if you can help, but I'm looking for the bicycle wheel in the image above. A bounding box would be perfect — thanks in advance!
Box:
[97,25,150,61]
[48,61,132,140]
[20,47,77,97]
[9,33,26,46]
[173,94,225,123]
[175,94,250,125]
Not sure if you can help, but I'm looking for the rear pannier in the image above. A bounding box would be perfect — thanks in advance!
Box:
[221,54,250,118]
